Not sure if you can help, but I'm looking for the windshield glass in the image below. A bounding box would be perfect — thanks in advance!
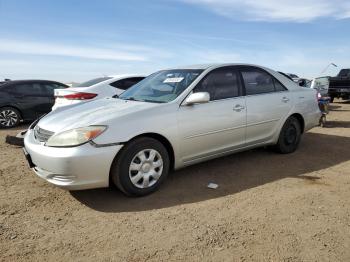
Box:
[119,69,203,103]
[77,77,112,87]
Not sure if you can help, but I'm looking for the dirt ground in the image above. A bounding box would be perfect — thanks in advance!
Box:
[1,100,350,262]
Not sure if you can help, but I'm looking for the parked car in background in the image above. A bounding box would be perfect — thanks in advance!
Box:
[278,72,294,81]
[52,75,145,110]
[287,73,300,82]
[0,80,68,128]
[310,76,330,96]
[279,72,310,87]
[24,63,320,196]
[328,68,350,102]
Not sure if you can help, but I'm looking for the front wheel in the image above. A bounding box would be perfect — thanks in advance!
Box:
[110,137,170,196]
[0,107,21,128]
[275,116,301,154]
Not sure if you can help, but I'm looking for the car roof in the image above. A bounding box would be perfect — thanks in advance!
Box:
[171,63,272,70]
[0,79,66,86]
[107,74,146,79]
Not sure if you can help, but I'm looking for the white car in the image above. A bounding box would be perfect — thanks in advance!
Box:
[24,64,320,196]
[310,76,330,96]
[52,75,145,110]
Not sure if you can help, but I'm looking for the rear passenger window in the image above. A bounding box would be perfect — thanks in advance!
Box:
[193,68,240,101]
[110,77,144,90]
[41,83,57,96]
[241,69,275,95]
[13,83,43,95]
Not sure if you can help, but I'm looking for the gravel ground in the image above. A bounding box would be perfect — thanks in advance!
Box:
[1,100,350,261]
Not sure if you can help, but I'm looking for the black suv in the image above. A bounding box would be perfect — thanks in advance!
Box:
[328,69,350,102]
[0,80,68,128]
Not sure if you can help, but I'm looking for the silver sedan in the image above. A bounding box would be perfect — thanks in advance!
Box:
[24,64,320,196]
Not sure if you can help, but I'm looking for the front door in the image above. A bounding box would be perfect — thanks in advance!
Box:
[12,83,48,119]
[177,66,246,164]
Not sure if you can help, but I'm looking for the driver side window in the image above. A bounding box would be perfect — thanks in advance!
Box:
[193,67,241,101]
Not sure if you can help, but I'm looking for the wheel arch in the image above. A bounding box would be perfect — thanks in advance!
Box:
[0,105,23,120]
[127,132,175,171]
[290,113,305,133]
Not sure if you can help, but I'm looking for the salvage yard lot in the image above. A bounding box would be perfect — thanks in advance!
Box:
[1,101,350,261]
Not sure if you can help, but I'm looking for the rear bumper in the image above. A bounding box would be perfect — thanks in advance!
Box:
[24,129,123,190]
[304,109,322,131]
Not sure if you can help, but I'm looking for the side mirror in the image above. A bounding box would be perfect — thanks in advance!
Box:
[183,92,210,106]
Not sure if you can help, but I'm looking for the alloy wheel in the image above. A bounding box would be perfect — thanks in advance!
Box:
[0,109,18,127]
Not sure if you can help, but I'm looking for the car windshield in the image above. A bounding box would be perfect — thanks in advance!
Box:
[77,77,112,87]
[119,69,203,103]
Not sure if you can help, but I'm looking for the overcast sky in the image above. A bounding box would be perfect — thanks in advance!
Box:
[0,0,349,82]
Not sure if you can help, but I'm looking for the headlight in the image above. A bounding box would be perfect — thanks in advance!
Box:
[45,126,107,147]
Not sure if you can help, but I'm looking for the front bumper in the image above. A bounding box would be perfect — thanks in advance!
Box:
[24,129,123,190]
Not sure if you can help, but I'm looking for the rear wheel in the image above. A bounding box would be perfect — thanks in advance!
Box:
[275,116,301,154]
[110,137,170,196]
[0,107,21,128]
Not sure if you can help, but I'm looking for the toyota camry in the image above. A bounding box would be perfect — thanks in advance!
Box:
[24,64,320,196]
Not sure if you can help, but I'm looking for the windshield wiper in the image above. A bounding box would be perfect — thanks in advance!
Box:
[124,97,138,101]
[112,94,119,98]
[142,99,165,103]
[120,97,165,103]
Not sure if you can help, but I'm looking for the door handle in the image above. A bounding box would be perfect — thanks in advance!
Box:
[233,104,245,112]
[282,97,290,103]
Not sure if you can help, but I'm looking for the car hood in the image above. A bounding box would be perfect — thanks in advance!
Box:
[37,98,160,133]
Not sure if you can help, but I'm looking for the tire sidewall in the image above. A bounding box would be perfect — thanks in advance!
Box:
[277,117,301,154]
[111,137,170,196]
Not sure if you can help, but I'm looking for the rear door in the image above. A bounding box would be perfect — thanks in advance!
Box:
[41,82,66,111]
[177,66,246,163]
[11,83,48,119]
[239,66,292,146]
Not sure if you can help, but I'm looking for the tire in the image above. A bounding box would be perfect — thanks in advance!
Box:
[110,137,170,196]
[0,107,21,128]
[5,135,24,147]
[275,116,301,154]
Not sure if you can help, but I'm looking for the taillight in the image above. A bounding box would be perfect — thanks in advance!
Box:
[63,92,97,100]
[316,92,321,101]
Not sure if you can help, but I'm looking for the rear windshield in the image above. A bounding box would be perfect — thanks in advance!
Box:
[77,77,112,87]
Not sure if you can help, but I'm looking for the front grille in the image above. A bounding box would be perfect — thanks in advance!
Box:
[34,126,54,142]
